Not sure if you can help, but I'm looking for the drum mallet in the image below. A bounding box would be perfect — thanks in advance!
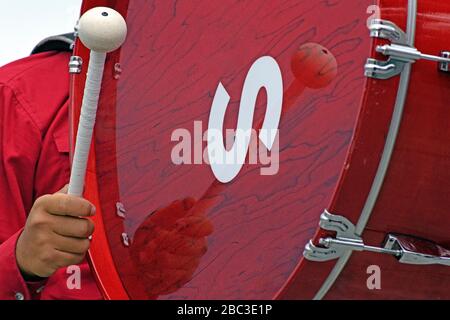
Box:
[68,7,127,196]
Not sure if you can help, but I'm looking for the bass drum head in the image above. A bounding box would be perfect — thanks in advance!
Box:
[85,0,376,299]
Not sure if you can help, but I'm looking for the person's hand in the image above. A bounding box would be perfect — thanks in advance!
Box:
[130,198,214,297]
[16,185,96,278]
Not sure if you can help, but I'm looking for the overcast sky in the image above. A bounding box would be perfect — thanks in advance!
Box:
[0,0,82,67]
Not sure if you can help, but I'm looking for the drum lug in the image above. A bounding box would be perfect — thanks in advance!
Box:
[304,210,450,267]
[439,51,450,72]
[368,19,407,44]
[364,57,407,80]
[365,19,450,79]
[116,202,126,218]
[113,63,123,80]
[68,21,82,75]
[304,210,362,261]
[121,233,130,247]
[69,56,83,74]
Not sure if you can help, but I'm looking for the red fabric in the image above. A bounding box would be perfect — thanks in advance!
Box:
[0,51,102,300]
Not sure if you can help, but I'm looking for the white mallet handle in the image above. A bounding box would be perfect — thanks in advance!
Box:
[68,51,106,196]
[68,7,127,197]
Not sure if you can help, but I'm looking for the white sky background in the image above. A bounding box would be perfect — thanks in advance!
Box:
[0,0,82,67]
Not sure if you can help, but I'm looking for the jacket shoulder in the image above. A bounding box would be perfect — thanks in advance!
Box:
[0,51,70,86]
[0,52,71,133]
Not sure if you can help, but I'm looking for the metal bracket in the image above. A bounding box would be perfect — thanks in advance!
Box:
[304,210,364,262]
[365,19,450,79]
[68,22,81,74]
[72,20,79,51]
[69,56,83,74]
[365,58,408,80]
[304,210,450,267]
[121,233,130,247]
[439,51,450,72]
[113,63,123,80]
[116,202,126,218]
[385,234,450,266]
[369,19,407,44]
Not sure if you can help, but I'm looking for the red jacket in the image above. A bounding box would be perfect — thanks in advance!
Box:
[0,51,102,300]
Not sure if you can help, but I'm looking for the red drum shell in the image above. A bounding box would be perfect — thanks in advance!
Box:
[71,0,450,299]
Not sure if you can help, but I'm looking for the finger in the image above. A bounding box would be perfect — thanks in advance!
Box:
[52,250,86,269]
[157,251,200,269]
[170,237,208,257]
[40,193,95,217]
[52,233,91,255]
[130,240,158,264]
[51,215,95,238]
[176,216,214,237]
[151,198,195,227]
[155,230,207,256]
[152,229,190,253]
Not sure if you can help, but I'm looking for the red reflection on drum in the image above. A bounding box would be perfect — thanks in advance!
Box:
[128,198,214,298]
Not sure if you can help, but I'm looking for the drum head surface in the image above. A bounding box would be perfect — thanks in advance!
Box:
[91,0,375,299]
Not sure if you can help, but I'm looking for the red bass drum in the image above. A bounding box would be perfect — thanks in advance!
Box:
[70,0,450,299]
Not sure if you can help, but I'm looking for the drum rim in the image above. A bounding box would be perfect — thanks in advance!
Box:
[310,0,418,300]
[73,0,131,300]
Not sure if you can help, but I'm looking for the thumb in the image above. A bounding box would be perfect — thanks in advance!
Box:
[56,184,69,194]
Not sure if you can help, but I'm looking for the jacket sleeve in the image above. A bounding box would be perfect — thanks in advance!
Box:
[0,84,44,300]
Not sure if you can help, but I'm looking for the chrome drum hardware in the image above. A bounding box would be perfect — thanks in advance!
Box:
[69,56,83,74]
[365,19,450,79]
[304,210,450,267]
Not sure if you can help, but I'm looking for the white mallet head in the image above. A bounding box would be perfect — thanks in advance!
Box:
[78,7,127,53]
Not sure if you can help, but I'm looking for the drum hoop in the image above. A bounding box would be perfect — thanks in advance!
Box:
[313,0,418,300]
